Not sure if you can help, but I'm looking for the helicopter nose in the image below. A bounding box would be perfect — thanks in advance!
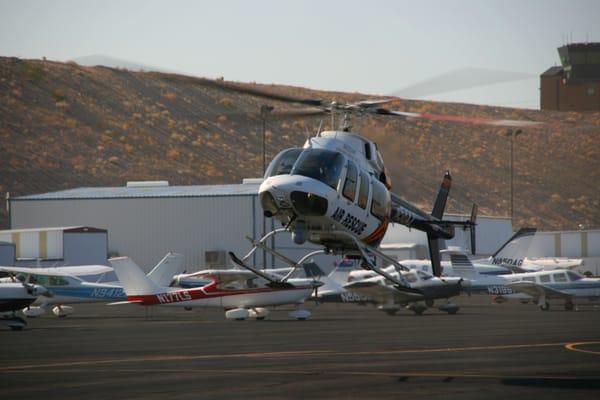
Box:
[290,191,328,216]
[260,191,279,217]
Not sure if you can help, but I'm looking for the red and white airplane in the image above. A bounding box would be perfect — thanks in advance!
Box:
[109,257,321,320]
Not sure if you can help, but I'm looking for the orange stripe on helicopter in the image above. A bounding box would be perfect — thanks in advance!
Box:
[363,218,389,245]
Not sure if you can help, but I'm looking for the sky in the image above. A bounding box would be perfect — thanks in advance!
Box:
[1,0,599,109]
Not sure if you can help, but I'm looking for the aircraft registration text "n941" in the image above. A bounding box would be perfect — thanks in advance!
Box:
[156,291,192,304]
[91,288,125,298]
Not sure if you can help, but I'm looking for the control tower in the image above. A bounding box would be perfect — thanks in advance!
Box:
[540,43,600,111]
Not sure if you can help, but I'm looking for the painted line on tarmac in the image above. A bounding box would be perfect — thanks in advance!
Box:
[564,341,600,355]
[5,366,594,383]
[0,341,576,371]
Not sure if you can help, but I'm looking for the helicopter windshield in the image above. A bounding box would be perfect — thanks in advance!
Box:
[291,149,345,189]
[264,148,303,178]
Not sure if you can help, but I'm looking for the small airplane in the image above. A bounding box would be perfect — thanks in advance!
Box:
[109,256,322,320]
[310,259,464,315]
[0,280,49,330]
[506,270,600,311]
[463,267,600,311]
[344,269,464,315]
[0,253,184,317]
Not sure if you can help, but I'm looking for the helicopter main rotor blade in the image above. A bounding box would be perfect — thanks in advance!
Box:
[373,108,543,128]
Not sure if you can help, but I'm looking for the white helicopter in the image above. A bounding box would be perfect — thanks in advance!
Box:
[226,94,541,293]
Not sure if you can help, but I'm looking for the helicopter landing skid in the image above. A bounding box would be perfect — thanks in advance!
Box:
[229,229,327,283]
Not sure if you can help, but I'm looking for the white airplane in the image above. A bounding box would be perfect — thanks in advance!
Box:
[464,268,600,311]
[344,230,531,283]
[109,256,322,320]
[344,269,464,315]
[0,253,184,317]
[0,281,49,330]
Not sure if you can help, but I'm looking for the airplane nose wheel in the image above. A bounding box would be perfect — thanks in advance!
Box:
[539,302,550,311]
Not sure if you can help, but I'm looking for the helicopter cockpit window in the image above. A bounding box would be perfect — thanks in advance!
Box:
[370,179,390,220]
[357,171,369,209]
[264,148,303,178]
[342,161,358,202]
[291,149,345,190]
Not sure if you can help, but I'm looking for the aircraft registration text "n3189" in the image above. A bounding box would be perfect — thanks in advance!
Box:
[156,291,192,304]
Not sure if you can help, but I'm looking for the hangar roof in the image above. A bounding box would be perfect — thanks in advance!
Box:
[13,182,261,201]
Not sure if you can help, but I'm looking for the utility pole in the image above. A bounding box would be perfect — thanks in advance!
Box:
[260,105,273,268]
[506,129,523,225]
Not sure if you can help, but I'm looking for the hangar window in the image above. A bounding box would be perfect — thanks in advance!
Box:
[357,172,370,209]
[264,148,303,178]
[342,161,358,202]
[553,272,567,282]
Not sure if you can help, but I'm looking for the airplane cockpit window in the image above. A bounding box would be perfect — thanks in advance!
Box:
[553,272,568,282]
[264,148,303,178]
[291,149,345,190]
[540,274,551,283]
[342,161,358,201]
[566,271,582,281]
[405,272,418,283]
[417,270,432,280]
[29,274,49,285]
[49,276,70,286]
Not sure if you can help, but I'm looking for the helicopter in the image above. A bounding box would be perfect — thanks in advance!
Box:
[225,95,542,293]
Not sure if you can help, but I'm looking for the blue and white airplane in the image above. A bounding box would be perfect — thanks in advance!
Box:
[0,252,184,317]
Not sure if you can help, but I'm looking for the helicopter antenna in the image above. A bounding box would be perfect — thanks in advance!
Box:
[330,101,337,130]
[316,120,323,136]
[342,113,352,132]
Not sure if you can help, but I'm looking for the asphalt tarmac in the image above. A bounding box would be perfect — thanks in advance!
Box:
[1,298,600,400]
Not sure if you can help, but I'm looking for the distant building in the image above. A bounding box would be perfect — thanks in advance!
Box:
[540,43,600,111]
[0,226,108,266]
[7,180,512,273]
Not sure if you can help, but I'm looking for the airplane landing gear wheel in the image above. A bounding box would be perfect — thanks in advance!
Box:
[540,302,550,311]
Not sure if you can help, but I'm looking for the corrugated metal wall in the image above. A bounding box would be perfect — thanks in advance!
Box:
[11,196,258,271]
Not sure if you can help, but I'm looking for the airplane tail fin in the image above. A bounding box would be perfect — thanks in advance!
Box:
[441,247,478,279]
[147,252,185,287]
[490,227,537,270]
[327,259,355,285]
[110,257,163,296]
[301,262,326,278]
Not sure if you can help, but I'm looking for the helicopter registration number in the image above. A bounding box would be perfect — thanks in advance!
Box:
[332,207,367,235]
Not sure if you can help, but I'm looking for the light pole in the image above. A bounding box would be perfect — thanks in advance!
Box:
[260,105,274,176]
[260,105,273,268]
[505,129,523,225]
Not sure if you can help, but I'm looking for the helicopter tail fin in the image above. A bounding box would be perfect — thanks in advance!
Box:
[428,171,452,276]
[431,171,452,219]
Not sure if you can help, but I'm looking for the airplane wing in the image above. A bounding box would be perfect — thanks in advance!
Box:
[183,269,271,285]
[0,266,74,277]
[345,280,423,304]
[507,282,571,300]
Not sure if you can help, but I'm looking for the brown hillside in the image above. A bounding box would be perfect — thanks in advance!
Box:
[1,57,599,230]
